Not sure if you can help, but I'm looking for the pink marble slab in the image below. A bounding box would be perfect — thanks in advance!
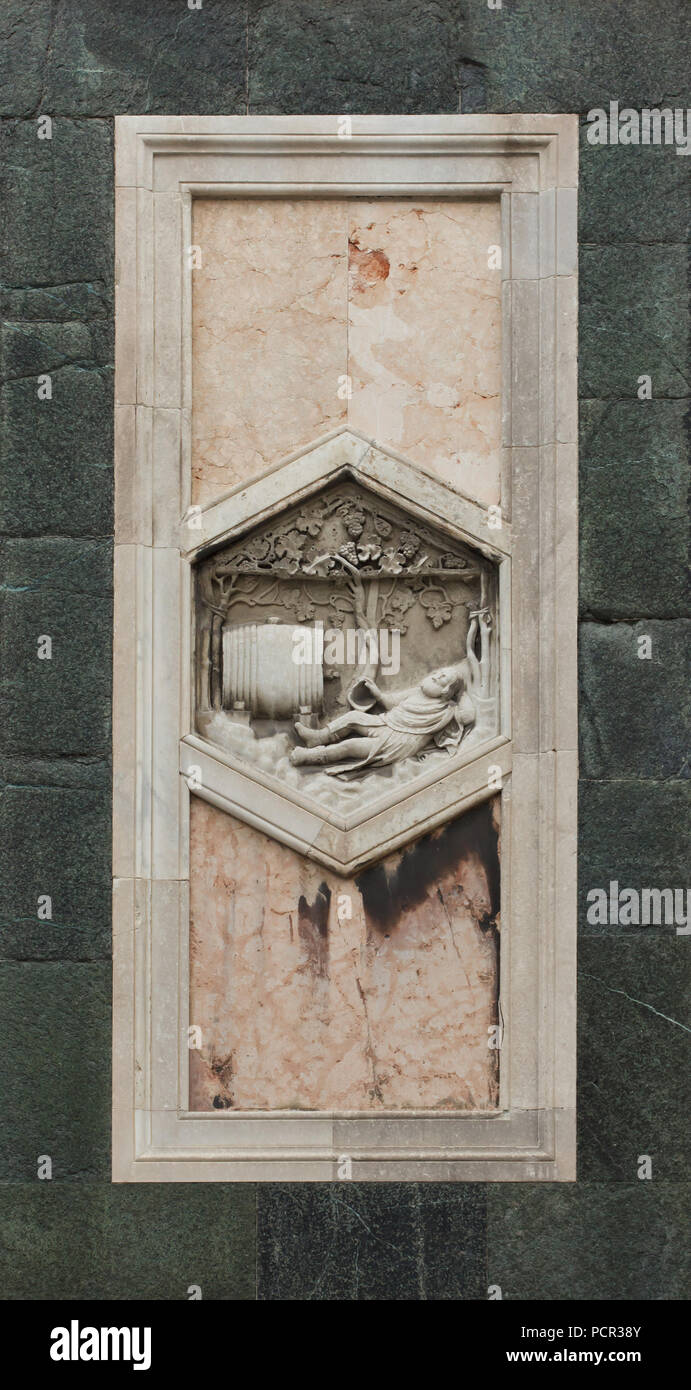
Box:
[189,798,500,1113]
[191,197,502,507]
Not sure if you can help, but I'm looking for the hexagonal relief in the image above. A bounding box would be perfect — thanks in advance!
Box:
[191,439,501,842]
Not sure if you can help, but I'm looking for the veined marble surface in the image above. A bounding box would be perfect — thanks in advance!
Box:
[191,197,502,507]
[189,195,503,1116]
[189,797,500,1113]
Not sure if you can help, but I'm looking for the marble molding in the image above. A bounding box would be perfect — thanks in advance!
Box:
[112,116,578,1182]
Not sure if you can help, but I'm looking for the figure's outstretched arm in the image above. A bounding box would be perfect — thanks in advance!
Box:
[466,615,481,689]
[348,676,416,711]
[477,610,491,699]
[466,609,492,698]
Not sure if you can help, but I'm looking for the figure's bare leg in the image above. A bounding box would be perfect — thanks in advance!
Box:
[328,709,382,732]
[294,721,330,747]
[290,737,373,767]
[295,710,381,747]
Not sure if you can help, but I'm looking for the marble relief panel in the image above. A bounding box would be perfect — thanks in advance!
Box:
[189,797,500,1113]
[193,475,499,821]
[191,197,502,508]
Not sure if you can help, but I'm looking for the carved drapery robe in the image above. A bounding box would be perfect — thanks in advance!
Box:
[323,688,466,774]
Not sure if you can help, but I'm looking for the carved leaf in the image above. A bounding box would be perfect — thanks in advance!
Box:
[380,548,404,575]
[357,541,381,562]
[294,511,324,536]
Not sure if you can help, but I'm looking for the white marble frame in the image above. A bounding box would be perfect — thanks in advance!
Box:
[113,116,578,1182]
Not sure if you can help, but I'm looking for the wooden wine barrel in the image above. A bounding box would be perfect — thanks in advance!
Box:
[222,619,323,718]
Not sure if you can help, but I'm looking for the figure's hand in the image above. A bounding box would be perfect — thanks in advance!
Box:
[469,606,491,632]
[348,676,384,711]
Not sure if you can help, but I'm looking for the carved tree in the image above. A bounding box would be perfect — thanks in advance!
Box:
[196,482,494,715]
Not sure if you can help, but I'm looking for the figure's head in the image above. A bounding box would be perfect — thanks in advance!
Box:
[421,667,462,699]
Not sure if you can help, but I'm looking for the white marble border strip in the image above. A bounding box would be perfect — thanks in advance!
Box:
[112,115,578,1183]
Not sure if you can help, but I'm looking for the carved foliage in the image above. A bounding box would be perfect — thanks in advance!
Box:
[198,480,486,638]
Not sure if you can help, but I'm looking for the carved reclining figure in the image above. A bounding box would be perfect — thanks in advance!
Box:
[290,666,476,775]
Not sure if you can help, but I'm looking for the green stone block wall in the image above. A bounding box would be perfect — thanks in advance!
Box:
[0,0,688,1300]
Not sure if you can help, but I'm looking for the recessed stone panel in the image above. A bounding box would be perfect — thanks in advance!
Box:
[189,797,501,1113]
[191,196,502,507]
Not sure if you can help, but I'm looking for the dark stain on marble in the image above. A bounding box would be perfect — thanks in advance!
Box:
[356,797,500,934]
[297,880,331,977]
